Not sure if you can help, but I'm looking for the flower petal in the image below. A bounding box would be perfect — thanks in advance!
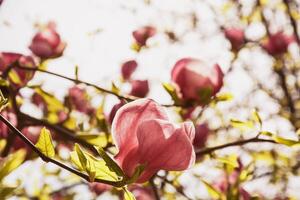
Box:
[112,99,168,167]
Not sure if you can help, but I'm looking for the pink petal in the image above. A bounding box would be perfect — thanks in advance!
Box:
[136,119,195,182]
[112,99,168,167]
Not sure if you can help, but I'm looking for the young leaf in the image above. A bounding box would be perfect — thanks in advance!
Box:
[123,187,136,200]
[71,144,121,182]
[126,165,145,184]
[252,109,262,128]
[0,90,8,111]
[0,185,17,199]
[8,70,22,85]
[0,149,26,181]
[273,136,299,146]
[230,119,254,130]
[35,127,55,158]
[162,82,181,104]
[214,92,233,102]
[111,82,120,95]
[95,146,125,178]
[201,179,222,199]
[77,133,107,147]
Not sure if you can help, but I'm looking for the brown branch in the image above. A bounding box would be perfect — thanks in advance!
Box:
[195,137,276,156]
[16,65,136,102]
[0,113,125,187]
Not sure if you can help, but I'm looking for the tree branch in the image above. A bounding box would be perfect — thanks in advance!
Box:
[0,114,124,187]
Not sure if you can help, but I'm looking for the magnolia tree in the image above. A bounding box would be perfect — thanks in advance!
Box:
[0,0,300,199]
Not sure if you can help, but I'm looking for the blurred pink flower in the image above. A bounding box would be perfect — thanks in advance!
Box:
[29,22,66,59]
[133,26,156,47]
[171,58,223,103]
[130,80,149,98]
[108,100,125,124]
[0,110,17,139]
[89,182,112,195]
[112,98,195,183]
[14,126,42,150]
[193,123,209,148]
[262,31,295,56]
[0,52,36,89]
[224,28,245,51]
[121,60,138,80]
[68,86,94,114]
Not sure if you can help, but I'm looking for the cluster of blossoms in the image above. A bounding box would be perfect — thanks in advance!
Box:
[0,14,297,198]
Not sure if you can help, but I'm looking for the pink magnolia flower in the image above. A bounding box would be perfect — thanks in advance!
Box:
[133,26,156,47]
[171,58,224,103]
[29,22,66,59]
[193,123,209,148]
[0,110,17,139]
[224,28,245,51]
[262,31,295,56]
[14,126,42,150]
[89,182,112,195]
[121,60,138,80]
[108,100,125,124]
[0,52,36,89]
[112,98,195,183]
[130,80,149,98]
[68,86,94,114]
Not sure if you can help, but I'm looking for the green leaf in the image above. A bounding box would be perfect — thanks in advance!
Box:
[126,165,145,184]
[34,88,64,113]
[162,82,181,104]
[0,149,26,181]
[77,133,107,147]
[252,109,262,128]
[75,65,79,81]
[95,146,125,177]
[0,90,8,111]
[214,92,233,102]
[71,144,121,182]
[273,136,299,146]
[201,180,222,199]
[8,70,22,85]
[111,82,120,95]
[230,119,254,130]
[35,127,55,158]
[123,187,136,200]
[260,131,274,137]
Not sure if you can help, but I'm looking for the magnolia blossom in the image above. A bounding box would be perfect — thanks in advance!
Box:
[171,58,223,103]
[89,182,112,195]
[130,80,149,98]
[224,28,245,51]
[108,100,125,124]
[121,60,138,80]
[193,123,209,148]
[262,31,295,56]
[112,98,195,183]
[14,126,42,150]
[0,52,36,88]
[132,26,156,47]
[0,110,17,139]
[29,22,66,59]
[68,86,94,114]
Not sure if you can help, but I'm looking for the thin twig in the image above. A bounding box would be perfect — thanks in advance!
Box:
[0,114,124,187]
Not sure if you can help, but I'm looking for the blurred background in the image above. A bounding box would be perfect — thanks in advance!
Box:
[1,0,300,199]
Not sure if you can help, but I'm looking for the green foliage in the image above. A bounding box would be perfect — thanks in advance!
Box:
[162,82,181,104]
[0,185,18,199]
[201,179,222,199]
[0,149,26,181]
[123,187,136,200]
[230,119,254,130]
[95,146,125,178]
[77,133,107,147]
[35,127,56,159]
[0,89,8,111]
[70,144,122,182]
